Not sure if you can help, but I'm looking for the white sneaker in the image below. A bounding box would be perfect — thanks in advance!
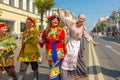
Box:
[2,71,6,74]
[34,78,37,80]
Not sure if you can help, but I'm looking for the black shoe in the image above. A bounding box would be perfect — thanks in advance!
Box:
[12,73,18,80]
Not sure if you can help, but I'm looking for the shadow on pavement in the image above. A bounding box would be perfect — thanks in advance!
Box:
[89,66,120,80]
[25,72,49,80]
[0,72,49,80]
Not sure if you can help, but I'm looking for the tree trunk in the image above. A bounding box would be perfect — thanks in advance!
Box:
[40,13,44,32]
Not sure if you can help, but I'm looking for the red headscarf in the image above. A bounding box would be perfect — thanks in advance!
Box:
[26,17,35,26]
[0,22,8,29]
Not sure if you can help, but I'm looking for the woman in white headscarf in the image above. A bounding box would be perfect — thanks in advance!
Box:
[57,9,97,80]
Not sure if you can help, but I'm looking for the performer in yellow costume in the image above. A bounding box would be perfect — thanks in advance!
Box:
[18,17,40,80]
[0,22,18,80]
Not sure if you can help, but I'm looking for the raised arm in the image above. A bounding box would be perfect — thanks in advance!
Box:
[57,8,74,28]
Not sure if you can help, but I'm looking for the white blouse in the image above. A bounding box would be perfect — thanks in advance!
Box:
[59,12,92,41]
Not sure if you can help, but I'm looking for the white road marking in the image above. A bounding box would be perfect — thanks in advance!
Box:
[106,45,120,55]
[91,43,105,80]
[109,41,120,46]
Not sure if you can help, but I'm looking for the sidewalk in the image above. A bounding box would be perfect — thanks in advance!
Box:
[99,34,120,45]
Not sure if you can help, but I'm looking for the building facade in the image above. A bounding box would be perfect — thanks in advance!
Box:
[0,0,40,35]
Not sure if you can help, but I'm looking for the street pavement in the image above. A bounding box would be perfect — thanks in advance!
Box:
[89,35,120,80]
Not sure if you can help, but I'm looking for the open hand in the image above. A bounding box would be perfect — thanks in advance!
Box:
[57,8,60,14]
[91,40,98,46]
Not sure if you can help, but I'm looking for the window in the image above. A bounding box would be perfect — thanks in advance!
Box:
[9,0,14,6]
[19,0,23,9]
[26,0,30,11]
[20,23,25,32]
[33,2,36,13]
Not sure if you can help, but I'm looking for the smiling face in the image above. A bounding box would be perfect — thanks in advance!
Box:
[26,19,33,29]
[78,15,86,23]
[0,26,8,35]
[51,18,59,27]
[76,15,86,27]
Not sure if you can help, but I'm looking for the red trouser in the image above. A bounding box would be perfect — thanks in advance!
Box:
[0,66,16,76]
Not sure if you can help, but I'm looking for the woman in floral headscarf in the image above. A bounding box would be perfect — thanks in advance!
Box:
[39,15,67,80]
[18,17,40,80]
[0,22,18,80]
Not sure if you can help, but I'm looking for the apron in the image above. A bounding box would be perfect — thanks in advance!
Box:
[61,37,81,70]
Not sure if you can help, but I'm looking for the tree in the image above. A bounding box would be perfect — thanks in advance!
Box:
[100,22,106,31]
[91,28,96,32]
[96,25,101,32]
[34,0,55,31]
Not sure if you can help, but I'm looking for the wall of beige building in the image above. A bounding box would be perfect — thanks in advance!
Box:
[3,0,35,13]
[0,2,40,35]
[3,0,9,4]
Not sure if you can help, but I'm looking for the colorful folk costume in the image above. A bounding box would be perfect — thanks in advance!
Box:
[59,12,94,80]
[0,23,18,80]
[40,16,67,80]
[17,17,40,80]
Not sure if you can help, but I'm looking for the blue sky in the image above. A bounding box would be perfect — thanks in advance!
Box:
[53,0,120,31]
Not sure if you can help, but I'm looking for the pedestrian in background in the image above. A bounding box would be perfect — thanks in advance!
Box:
[0,22,18,80]
[39,15,67,80]
[57,8,97,80]
[17,17,40,80]
[92,32,95,39]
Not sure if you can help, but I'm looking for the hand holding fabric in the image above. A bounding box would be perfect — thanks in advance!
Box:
[0,46,6,51]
